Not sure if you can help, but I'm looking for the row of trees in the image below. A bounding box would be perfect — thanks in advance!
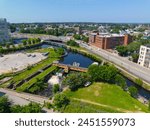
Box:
[0,38,41,54]
[0,96,42,113]
[20,27,76,36]
[22,38,41,46]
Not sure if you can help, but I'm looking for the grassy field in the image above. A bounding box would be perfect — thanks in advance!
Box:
[63,83,149,113]
[1,48,59,88]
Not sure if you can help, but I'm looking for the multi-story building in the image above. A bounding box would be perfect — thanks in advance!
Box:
[138,45,150,68]
[0,18,9,43]
[89,33,132,49]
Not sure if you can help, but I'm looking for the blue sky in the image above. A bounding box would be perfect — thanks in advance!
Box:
[0,0,150,23]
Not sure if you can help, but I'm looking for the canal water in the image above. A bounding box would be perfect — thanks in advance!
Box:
[40,43,150,100]
[126,78,150,100]
[0,92,5,97]
[60,52,94,68]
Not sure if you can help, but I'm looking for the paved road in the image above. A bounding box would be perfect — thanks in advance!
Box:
[80,43,150,84]
[0,88,53,113]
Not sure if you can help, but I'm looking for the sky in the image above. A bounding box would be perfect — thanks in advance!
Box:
[0,0,150,23]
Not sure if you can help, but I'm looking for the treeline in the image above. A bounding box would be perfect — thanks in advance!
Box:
[0,38,41,54]
[116,39,150,62]
[20,27,76,36]
[0,96,42,113]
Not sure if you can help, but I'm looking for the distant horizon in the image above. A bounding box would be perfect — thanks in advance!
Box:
[1,0,150,23]
[7,21,150,24]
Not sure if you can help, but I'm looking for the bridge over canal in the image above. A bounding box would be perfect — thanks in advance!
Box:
[52,63,88,73]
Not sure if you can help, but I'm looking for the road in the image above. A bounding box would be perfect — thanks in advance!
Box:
[80,42,150,84]
[0,88,53,113]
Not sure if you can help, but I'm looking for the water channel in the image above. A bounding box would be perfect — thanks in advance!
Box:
[0,92,5,97]
[40,43,150,100]
[10,40,150,100]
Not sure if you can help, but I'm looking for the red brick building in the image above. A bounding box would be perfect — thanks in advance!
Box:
[89,33,132,49]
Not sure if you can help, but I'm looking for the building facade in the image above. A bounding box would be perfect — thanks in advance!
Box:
[138,45,150,69]
[89,33,132,49]
[0,18,9,43]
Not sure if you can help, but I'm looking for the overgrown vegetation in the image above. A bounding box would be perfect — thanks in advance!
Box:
[63,72,91,91]
[0,96,42,113]
[67,40,79,47]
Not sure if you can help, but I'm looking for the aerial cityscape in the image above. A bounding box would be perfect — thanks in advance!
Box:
[0,0,150,113]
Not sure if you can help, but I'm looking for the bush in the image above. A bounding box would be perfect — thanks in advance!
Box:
[63,72,91,91]
[44,102,53,109]
[0,96,11,113]
[135,78,143,86]
[148,100,150,111]
[53,93,70,109]
[67,40,79,47]
[115,74,126,90]
[11,102,42,113]
[88,65,118,83]
[52,84,60,94]
[128,86,138,98]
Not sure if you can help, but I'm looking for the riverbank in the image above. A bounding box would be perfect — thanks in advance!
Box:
[68,45,150,92]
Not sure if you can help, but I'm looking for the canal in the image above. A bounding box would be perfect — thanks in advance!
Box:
[0,92,5,97]
[40,43,150,100]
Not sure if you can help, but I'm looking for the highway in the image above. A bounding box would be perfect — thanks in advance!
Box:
[80,42,150,84]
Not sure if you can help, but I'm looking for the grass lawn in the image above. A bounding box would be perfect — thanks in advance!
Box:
[64,83,149,113]
[1,48,59,88]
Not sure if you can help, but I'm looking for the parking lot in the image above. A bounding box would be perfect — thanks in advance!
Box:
[0,52,46,75]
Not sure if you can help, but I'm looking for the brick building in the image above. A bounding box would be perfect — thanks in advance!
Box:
[89,33,132,49]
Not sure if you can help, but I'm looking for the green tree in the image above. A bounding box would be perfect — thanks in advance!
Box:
[22,39,27,46]
[131,53,139,63]
[21,102,42,113]
[115,74,126,90]
[0,46,4,53]
[53,93,70,109]
[116,46,128,56]
[128,86,138,98]
[11,102,42,113]
[88,65,118,83]
[10,105,23,113]
[5,44,10,49]
[82,35,89,43]
[67,40,79,47]
[73,34,81,40]
[63,72,90,91]
[148,100,150,111]
[0,96,11,113]
[53,84,60,94]
[88,64,100,81]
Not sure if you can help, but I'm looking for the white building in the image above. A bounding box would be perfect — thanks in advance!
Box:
[0,18,9,43]
[138,45,150,68]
